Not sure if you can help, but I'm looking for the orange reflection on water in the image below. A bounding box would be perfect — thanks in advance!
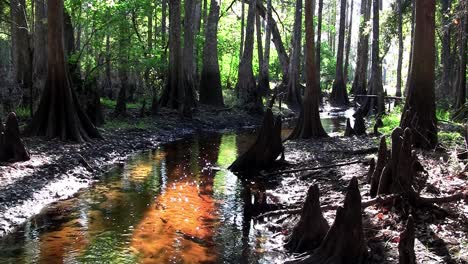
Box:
[130,177,217,264]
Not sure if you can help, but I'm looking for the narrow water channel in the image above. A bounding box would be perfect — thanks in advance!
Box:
[0,109,353,264]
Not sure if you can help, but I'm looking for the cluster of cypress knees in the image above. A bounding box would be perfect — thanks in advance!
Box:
[281,124,429,264]
[229,108,465,264]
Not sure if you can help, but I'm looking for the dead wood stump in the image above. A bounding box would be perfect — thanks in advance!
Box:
[285,185,329,253]
[287,177,367,264]
[398,216,416,264]
[0,113,30,162]
[373,116,384,135]
[229,108,283,172]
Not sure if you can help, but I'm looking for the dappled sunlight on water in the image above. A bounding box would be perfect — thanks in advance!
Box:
[0,108,357,263]
[0,132,291,264]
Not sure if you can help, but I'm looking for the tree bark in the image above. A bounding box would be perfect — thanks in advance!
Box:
[288,0,328,139]
[115,20,129,116]
[28,0,101,142]
[182,0,198,110]
[359,0,384,116]
[330,0,349,106]
[404,0,415,96]
[256,1,290,83]
[240,0,245,59]
[258,0,272,95]
[11,0,33,115]
[343,0,354,84]
[285,0,303,108]
[33,0,47,111]
[316,0,324,98]
[400,0,437,149]
[159,0,191,116]
[455,6,467,109]
[351,0,371,97]
[235,0,263,113]
[396,0,404,97]
[440,0,452,100]
[199,0,224,106]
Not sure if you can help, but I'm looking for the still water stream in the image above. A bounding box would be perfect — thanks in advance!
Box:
[0,110,353,264]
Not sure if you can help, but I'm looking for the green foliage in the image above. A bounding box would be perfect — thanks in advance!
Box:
[100,98,142,110]
[103,118,150,130]
[438,131,464,148]
[436,108,452,122]
[380,105,403,136]
[13,106,30,120]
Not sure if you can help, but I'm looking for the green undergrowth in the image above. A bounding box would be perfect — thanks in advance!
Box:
[103,118,151,130]
[100,98,143,110]
[378,105,464,148]
[13,106,31,120]
[379,105,403,136]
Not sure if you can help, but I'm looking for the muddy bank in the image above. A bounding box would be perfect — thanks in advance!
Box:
[0,106,262,237]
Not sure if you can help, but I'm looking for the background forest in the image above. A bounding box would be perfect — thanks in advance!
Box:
[0,0,466,124]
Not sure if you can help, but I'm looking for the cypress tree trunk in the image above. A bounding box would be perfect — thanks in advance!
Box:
[396,0,404,97]
[240,1,245,59]
[28,0,101,142]
[256,2,290,83]
[440,0,452,100]
[199,0,224,106]
[256,12,265,94]
[316,0,324,98]
[454,7,467,109]
[258,0,272,94]
[343,0,354,84]
[160,0,191,116]
[182,0,198,111]
[115,20,129,116]
[351,0,371,97]
[10,0,33,115]
[289,0,328,139]
[285,0,303,108]
[330,0,349,106]
[404,0,415,96]
[235,0,263,113]
[33,0,47,110]
[400,0,437,149]
[103,34,112,98]
[360,0,384,116]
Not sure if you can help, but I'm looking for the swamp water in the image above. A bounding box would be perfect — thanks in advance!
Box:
[0,109,353,264]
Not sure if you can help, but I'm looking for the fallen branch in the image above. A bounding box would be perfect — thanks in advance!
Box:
[416,192,467,206]
[260,160,364,177]
[329,147,379,155]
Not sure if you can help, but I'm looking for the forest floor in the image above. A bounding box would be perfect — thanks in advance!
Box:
[0,102,466,263]
[0,105,263,237]
[256,130,467,263]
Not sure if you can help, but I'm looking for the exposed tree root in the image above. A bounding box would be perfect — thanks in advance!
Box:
[260,159,364,177]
